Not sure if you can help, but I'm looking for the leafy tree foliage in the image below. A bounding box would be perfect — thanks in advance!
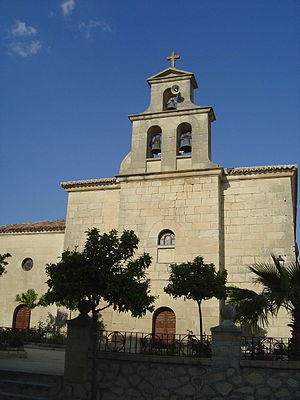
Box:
[44,228,155,323]
[227,255,300,360]
[15,289,41,310]
[0,253,11,276]
[164,256,227,342]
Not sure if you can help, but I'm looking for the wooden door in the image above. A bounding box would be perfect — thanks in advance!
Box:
[13,305,31,329]
[154,308,176,341]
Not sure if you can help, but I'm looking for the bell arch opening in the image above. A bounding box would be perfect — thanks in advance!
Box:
[163,88,178,111]
[12,304,31,330]
[177,122,192,155]
[147,126,162,158]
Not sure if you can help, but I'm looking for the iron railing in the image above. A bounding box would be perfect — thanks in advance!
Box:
[241,336,290,361]
[99,330,212,358]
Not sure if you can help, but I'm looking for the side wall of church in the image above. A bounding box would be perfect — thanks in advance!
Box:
[0,232,64,328]
[223,172,296,337]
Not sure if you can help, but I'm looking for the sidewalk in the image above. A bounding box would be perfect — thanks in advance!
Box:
[0,346,65,376]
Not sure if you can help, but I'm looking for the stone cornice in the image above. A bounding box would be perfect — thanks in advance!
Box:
[0,219,65,234]
[116,167,223,182]
[61,177,120,191]
[128,106,216,122]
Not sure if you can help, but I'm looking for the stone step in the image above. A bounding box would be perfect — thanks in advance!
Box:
[0,378,54,396]
[0,371,63,400]
[0,391,47,400]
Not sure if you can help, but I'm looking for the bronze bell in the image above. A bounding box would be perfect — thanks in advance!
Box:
[166,96,177,110]
[150,135,161,155]
[179,132,192,153]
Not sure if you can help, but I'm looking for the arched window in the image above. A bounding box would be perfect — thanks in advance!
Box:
[158,230,175,246]
[12,305,31,329]
[153,307,176,341]
[147,126,162,158]
[177,122,192,155]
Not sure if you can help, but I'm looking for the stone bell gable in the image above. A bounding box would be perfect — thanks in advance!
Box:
[119,56,217,175]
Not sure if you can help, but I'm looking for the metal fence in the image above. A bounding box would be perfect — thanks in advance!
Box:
[241,336,290,361]
[99,330,212,358]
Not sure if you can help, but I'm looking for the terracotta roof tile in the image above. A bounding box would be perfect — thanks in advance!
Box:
[61,177,118,190]
[0,219,65,234]
[225,164,297,175]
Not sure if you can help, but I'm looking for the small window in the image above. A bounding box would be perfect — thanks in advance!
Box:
[22,258,33,271]
[158,230,175,246]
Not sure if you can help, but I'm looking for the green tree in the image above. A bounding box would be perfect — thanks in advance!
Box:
[44,228,155,400]
[164,256,227,342]
[227,255,300,360]
[0,253,11,276]
[15,289,41,310]
[44,228,155,324]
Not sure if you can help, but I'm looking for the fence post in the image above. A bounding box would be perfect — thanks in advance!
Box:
[63,301,93,399]
[211,305,241,370]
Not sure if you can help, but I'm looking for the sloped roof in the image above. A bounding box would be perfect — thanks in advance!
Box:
[147,67,198,88]
[0,219,65,234]
[147,67,193,80]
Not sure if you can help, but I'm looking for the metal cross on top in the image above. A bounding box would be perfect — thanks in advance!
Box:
[167,51,180,68]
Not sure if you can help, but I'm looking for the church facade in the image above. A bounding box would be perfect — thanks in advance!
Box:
[0,55,298,337]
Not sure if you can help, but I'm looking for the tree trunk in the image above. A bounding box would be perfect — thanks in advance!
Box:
[197,301,203,344]
[90,308,99,400]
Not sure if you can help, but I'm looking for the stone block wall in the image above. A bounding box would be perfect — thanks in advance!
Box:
[115,169,223,334]
[63,183,120,251]
[61,166,297,337]
[64,352,300,400]
[223,171,296,337]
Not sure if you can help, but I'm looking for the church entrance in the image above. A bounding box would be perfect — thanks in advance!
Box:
[153,307,176,341]
[13,305,31,329]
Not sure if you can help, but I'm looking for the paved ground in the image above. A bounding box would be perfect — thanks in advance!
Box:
[0,346,65,375]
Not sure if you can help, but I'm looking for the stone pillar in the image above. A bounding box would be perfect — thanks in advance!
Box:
[63,301,93,399]
[211,305,241,370]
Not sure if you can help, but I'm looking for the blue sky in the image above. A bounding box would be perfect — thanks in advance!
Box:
[0,0,299,240]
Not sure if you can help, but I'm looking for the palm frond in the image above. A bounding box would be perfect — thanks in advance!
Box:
[249,257,290,308]
[227,286,272,327]
[286,261,300,286]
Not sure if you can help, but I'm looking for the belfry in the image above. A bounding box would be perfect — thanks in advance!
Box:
[120,52,216,175]
[0,54,297,338]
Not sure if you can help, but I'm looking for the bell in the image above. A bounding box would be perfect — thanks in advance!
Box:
[179,138,192,153]
[151,137,161,155]
[166,96,178,110]
[166,101,177,110]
